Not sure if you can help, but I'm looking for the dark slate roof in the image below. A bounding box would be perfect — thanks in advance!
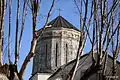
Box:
[48,51,120,80]
[47,16,80,31]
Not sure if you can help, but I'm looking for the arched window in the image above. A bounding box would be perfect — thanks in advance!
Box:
[55,43,58,67]
[66,44,68,63]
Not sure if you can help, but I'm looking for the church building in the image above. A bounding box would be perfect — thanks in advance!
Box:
[29,16,81,80]
[30,15,120,80]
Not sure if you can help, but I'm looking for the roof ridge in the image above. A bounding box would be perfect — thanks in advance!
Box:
[47,16,80,31]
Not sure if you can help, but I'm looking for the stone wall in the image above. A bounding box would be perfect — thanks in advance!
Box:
[32,27,81,75]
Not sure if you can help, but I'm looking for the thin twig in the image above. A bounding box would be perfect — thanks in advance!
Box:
[18,0,28,61]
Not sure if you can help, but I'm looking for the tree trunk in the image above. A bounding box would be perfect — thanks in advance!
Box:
[0,0,6,66]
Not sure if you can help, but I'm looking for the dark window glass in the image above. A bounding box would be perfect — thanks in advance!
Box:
[55,43,58,67]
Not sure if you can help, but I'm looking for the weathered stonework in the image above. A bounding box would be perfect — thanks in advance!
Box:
[30,16,81,80]
[32,27,81,75]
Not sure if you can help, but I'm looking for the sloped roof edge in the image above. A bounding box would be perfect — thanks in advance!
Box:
[38,16,81,32]
[48,51,120,79]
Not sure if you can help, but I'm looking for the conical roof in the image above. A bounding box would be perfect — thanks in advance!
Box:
[47,16,80,31]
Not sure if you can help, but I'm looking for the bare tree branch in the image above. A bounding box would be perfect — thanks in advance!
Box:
[99,0,103,66]
[14,0,20,65]
[93,0,97,62]
[19,0,40,79]
[8,0,12,64]
[73,0,80,14]
[45,0,55,26]
[101,21,120,64]
[18,0,55,79]
[70,0,88,80]
[112,28,119,76]
[0,0,6,66]
[107,0,119,16]
[18,0,28,62]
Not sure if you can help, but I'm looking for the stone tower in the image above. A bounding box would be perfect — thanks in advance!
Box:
[30,16,81,80]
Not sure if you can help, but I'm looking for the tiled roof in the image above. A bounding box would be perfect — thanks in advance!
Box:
[48,52,120,80]
[47,16,80,31]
